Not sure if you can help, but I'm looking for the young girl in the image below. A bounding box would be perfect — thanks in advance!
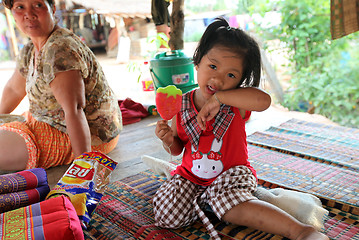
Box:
[153,18,328,240]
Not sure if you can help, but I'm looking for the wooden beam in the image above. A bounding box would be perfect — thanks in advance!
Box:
[4,8,19,58]
[260,49,284,103]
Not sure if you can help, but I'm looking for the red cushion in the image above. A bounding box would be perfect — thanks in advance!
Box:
[0,195,84,240]
[41,196,84,240]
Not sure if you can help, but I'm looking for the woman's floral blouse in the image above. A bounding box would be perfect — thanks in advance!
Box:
[17,27,122,145]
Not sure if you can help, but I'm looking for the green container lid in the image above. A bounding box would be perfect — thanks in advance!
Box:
[150,50,193,67]
[149,49,197,93]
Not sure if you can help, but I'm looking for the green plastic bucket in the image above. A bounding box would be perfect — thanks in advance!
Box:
[149,50,198,93]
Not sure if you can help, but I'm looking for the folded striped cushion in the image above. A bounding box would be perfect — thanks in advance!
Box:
[0,195,84,240]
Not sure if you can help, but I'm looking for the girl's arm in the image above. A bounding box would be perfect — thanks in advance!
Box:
[50,70,91,158]
[197,87,271,130]
[155,117,184,156]
[0,69,27,114]
[167,116,184,156]
[216,87,271,111]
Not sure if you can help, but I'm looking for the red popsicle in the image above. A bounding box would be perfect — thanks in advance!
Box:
[156,85,182,120]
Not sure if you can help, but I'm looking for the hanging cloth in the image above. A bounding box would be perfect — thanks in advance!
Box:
[330,0,359,39]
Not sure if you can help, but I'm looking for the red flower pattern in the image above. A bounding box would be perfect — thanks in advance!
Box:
[207,151,222,160]
[191,151,203,159]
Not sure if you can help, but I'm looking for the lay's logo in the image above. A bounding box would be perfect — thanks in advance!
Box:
[65,163,94,180]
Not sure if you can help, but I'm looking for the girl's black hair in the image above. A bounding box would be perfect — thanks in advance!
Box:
[193,17,261,88]
[2,0,55,9]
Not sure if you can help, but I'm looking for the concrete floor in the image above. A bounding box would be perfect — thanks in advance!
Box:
[46,114,170,188]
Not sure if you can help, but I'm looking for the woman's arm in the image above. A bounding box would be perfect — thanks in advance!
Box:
[50,70,91,158]
[0,69,27,114]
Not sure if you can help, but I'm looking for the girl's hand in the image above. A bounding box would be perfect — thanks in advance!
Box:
[155,120,174,147]
[196,94,221,130]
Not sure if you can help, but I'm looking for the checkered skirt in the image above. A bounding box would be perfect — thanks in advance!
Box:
[153,166,257,239]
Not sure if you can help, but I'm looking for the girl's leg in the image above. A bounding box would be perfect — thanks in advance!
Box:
[0,130,28,171]
[222,199,328,240]
[153,174,200,228]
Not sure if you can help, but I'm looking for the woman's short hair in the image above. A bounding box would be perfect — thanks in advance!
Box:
[2,0,55,9]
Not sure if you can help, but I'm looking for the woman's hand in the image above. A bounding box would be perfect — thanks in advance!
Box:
[155,120,174,148]
[196,94,221,130]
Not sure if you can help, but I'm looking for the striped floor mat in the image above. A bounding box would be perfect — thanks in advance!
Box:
[84,119,359,239]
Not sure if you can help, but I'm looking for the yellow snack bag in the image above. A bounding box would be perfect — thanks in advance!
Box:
[46,151,117,228]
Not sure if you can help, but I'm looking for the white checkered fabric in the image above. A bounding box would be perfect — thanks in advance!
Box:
[153,166,257,239]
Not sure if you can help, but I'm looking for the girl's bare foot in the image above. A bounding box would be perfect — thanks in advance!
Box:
[296,226,329,240]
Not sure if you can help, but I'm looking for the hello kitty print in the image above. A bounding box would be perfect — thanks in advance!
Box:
[191,139,224,179]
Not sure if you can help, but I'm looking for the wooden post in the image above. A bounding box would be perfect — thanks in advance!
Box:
[168,0,184,50]
[4,8,19,59]
[260,49,284,103]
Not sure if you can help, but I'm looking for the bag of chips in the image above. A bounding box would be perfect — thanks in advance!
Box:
[46,151,117,228]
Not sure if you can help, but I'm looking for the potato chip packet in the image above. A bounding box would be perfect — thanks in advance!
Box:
[46,151,117,228]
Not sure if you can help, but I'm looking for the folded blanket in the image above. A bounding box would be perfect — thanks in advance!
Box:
[118,98,149,125]
[0,195,84,240]
[0,185,50,214]
[254,187,329,231]
[0,168,48,194]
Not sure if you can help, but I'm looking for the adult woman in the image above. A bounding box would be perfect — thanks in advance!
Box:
[0,0,122,171]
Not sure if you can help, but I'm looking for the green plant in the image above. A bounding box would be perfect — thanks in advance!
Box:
[126,32,170,82]
[126,61,144,82]
[251,0,359,127]
[286,44,359,127]
[146,32,170,58]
